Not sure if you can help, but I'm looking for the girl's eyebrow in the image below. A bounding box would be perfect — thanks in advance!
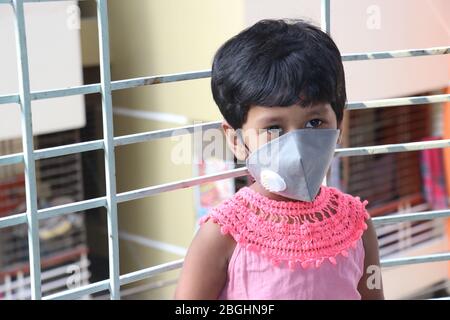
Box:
[256,115,283,125]
[304,105,323,112]
[304,108,325,117]
[255,106,327,125]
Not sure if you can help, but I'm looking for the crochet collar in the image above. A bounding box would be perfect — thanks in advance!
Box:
[200,185,370,270]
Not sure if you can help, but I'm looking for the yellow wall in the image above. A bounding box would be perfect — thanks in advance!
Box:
[107,0,245,299]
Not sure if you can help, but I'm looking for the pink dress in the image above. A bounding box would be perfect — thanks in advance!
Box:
[199,185,370,300]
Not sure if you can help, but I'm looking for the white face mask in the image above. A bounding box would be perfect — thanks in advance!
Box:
[238,128,340,202]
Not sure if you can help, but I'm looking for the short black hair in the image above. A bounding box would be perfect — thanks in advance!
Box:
[211,18,347,129]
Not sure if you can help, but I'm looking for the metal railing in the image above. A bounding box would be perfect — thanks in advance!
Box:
[0,0,449,300]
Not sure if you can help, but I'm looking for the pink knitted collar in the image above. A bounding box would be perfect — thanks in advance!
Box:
[199,185,370,270]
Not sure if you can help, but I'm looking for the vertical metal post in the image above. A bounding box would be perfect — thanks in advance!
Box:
[96,0,121,299]
[322,0,331,187]
[11,0,42,300]
[321,0,331,34]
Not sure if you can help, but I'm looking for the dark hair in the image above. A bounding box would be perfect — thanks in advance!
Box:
[211,18,347,129]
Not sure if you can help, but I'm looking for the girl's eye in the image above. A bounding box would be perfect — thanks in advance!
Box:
[305,119,323,128]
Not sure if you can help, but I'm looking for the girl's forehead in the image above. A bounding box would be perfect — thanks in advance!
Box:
[247,103,332,121]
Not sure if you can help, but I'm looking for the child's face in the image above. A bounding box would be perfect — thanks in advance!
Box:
[223,102,343,161]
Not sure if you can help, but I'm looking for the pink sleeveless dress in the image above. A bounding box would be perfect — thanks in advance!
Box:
[199,185,370,300]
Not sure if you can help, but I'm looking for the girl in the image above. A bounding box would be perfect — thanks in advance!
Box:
[175,19,384,300]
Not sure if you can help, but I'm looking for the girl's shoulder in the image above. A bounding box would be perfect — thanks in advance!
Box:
[198,187,248,229]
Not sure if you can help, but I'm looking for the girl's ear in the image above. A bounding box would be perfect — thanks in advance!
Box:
[222,121,247,161]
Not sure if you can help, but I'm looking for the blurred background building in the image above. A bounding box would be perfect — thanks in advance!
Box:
[0,0,449,299]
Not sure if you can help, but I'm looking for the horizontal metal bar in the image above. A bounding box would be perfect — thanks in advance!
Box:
[0,197,106,229]
[342,46,450,61]
[1,48,448,105]
[33,140,104,160]
[110,70,211,91]
[0,94,19,104]
[31,70,211,100]
[0,140,104,166]
[43,279,109,300]
[114,121,221,146]
[372,209,450,226]
[116,278,178,298]
[44,259,184,300]
[381,252,450,268]
[116,167,249,203]
[346,93,450,110]
[0,84,100,105]
[0,71,210,104]
[31,83,100,101]
[0,213,27,228]
[120,259,184,286]
[0,152,23,166]
[335,138,450,157]
[38,197,106,220]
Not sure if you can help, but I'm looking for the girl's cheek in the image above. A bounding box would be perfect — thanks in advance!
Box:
[257,133,271,148]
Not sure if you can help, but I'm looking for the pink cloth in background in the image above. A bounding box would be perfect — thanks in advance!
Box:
[420,137,448,210]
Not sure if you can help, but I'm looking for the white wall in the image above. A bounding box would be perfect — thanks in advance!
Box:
[0,1,85,141]
[244,0,450,101]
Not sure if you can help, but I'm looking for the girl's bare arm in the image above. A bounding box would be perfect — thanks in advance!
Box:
[174,219,235,299]
[358,218,385,299]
